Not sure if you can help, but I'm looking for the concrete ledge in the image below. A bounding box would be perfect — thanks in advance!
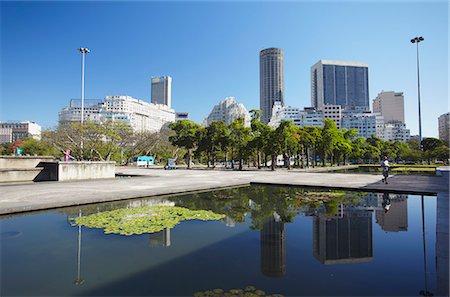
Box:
[57,161,115,181]
[0,156,55,169]
[0,168,43,183]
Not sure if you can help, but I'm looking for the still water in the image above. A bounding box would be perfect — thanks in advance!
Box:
[1,186,448,296]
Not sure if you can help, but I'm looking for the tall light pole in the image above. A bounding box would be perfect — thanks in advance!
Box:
[78,47,90,124]
[410,36,424,150]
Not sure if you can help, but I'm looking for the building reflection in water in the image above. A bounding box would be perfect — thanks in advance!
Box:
[313,208,373,265]
[149,228,171,247]
[435,191,449,297]
[260,212,286,277]
[375,193,408,232]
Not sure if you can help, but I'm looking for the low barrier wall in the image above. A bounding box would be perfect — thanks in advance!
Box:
[0,156,55,169]
[57,161,116,181]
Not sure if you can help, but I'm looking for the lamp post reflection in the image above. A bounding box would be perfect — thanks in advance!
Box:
[74,209,84,285]
[419,195,433,296]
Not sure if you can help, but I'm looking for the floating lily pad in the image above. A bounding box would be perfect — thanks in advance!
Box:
[69,206,225,236]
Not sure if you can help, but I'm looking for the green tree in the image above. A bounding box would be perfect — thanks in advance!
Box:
[168,120,202,168]
[228,118,251,170]
[319,119,339,166]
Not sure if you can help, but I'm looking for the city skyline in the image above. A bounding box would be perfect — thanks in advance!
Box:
[1,1,447,137]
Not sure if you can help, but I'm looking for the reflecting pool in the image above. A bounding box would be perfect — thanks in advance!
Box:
[1,186,448,296]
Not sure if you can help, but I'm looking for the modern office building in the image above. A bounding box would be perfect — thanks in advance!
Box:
[383,121,410,142]
[311,60,369,111]
[322,104,342,129]
[59,95,176,133]
[438,112,450,145]
[0,121,42,142]
[260,48,284,124]
[202,97,251,127]
[342,111,384,138]
[151,76,172,108]
[372,91,405,124]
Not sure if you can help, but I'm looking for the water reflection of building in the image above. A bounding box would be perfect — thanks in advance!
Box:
[313,210,373,264]
[221,216,236,228]
[375,195,408,232]
[127,198,175,208]
[260,213,286,277]
[149,228,171,247]
[436,191,449,297]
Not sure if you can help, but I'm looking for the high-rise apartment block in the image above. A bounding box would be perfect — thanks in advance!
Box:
[372,91,405,124]
[438,112,450,145]
[260,48,284,124]
[311,60,369,111]
[151,76,172,108]
[202,97,251,127]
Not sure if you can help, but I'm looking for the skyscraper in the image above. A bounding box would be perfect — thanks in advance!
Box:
[372,91,405,124]
[438,112,450,145]
[151,76,172,108]
[311,60,369,111]
[260,48,284,124]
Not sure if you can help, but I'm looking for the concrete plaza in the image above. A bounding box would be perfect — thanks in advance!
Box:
[0,166,448,215]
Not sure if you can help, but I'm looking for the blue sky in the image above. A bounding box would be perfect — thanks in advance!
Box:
[1,1,448,137]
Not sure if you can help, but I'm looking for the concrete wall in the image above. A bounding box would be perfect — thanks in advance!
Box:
[0,156,55,169]
[0,168,42,183]
[57,161,115,181]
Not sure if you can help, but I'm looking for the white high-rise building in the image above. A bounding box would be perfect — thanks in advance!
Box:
[372,91,405,124]
[202,97,251,127]
[342,112,384,138]
[59,96,176,133]
[151,76,172,108]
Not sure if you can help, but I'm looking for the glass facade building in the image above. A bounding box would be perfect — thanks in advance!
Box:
[260,48,284,124]
[311,60,369,111]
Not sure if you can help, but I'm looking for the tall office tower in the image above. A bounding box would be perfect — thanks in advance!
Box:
[151,76,172,108]
[372,91,405,123]
[260,48,284,124]
[311,60,369,111]
[438,112,450,145]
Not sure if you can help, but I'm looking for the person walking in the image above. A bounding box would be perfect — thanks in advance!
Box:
[381,156,390,184]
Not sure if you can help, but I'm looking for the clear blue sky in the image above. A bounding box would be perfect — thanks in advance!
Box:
[1,1,448,137]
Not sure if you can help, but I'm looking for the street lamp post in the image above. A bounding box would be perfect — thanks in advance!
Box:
[410,36,424,150]
[78,47,90,124]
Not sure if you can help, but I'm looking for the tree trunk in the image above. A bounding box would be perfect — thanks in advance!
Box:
[257,151,261,169]
[306,147,310,168]
[271,155,275,171]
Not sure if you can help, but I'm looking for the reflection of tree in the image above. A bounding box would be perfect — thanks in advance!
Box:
[169,187,252,224]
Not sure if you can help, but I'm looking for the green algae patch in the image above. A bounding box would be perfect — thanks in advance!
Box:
[69,206,225,236]
[194,286,282,297]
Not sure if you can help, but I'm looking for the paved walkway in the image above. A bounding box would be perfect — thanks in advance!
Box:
[0,167,448,215]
